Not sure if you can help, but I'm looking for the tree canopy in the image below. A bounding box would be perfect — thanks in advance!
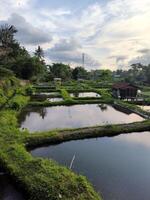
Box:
[0,24,46,80]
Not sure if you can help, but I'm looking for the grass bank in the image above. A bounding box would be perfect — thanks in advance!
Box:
[28,88,113,106]
[0,110,102,200]
[25,120,150,148]
[115,100,150,119]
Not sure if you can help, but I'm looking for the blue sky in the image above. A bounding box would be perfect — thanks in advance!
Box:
[0,0,150,70]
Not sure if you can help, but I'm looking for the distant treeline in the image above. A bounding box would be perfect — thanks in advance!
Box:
[0,24,150,85]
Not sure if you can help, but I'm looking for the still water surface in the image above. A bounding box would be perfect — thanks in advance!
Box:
[47,97,63,102]
[70,92,100,97]
[19,104,144,132]
[139,105,150,112]
[31,131,150,200]
[0,173,24,200]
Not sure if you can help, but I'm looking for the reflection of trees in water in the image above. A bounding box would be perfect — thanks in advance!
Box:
[68,107,72,119]
[39,107,47,119]
[18,107,47,125]
[98,104,108,112]
[0,174,6,197]
[73,92,79,98]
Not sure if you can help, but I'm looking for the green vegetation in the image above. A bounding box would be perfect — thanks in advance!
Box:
[29,87,113,107]
[61,88,72,101]
[114,63,150,85]
[0,24,46,82]
[26,120,150,148]
[0,80,102,200]
[115,100,150,118]
[0,22,150,200]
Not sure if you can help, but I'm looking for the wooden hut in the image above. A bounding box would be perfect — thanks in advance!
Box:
[112,83,138,99]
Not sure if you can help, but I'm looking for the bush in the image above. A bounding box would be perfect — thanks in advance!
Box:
[25,85,35,95]
[9,95,29,110]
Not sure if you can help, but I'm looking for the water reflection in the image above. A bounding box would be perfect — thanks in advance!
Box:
[70,92,100,98]
[0,173,24,200]
[139,106,150,112]
[38,92,60,96]
[19,104,144,132]
[31,131,150,200]
[47,98,63,102]
[98,104,108,112]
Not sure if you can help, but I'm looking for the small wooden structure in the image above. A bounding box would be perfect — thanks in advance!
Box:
[112,83,138,99]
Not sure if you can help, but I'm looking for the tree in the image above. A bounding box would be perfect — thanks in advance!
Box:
[72,67,88,80]
[34,46,44,60]
[0,24,17,48]
[99,70,112,81]
[0,67,14,79]
[11,56,46,80]
[49,63,72,81]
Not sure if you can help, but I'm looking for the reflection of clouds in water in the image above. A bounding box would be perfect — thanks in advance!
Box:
[20,104,144,132]
[70,92,100,98]
[116,132,150,148]
[139,106,150,112]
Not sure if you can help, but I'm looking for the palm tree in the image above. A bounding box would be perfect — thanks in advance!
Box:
[0,24,17,48]
[34,46,44,60]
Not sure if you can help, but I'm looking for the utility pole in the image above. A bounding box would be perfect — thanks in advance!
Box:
[82,53,85,68]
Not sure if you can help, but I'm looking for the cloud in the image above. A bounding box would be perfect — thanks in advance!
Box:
[0,0,150,69]
[45,38,101,69]
[50,38,81,52]
[137,49,150,54]
[4,13,52,45]
[129,49,150,66]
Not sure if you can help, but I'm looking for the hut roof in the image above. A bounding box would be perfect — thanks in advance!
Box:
[112,83,138,89]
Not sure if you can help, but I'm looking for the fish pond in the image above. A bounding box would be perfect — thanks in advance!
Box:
[47,97,63,102]
[139,105,150,112]
[31,131,150,200]
[19,104,144,132]
[70,92,100,98]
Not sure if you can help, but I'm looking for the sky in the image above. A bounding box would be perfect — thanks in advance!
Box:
[0,0,150,70]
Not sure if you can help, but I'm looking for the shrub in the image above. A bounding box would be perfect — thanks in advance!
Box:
[9,95,29,110]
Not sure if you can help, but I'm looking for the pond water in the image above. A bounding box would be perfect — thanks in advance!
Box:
[36,92,60,96]
[19,104,144,132]
[70,92,100,98]
[0,173,24,200]
[47,98,63,102]
[31,131,150,200]
[139,105,150,112]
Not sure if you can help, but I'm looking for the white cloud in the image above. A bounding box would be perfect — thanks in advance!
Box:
[45,38,101,69]
[0,0,150,69]
[0,13,52,46]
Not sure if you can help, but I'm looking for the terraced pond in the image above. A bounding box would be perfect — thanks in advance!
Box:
[139,105,150,112]
[47,97,63,102]
[31,131,150,200]
[19,104,144,132]
[70,92,100,97]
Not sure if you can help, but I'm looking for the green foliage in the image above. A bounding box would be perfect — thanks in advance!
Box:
[0,108,101,200]
[9,94,29,110]
[25,85,35,95]
[34,45,44,60]
[0,24,47,81]
[115,63,150,85]
[11,56,46,80]
[72,67,88,80]
[0,88,7,105]
[116,100,150,118]
[49,63,72,81]
[0,67,14,78]
[98,89,112,100]
[0,110,18,128]
[61,88,72,101]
